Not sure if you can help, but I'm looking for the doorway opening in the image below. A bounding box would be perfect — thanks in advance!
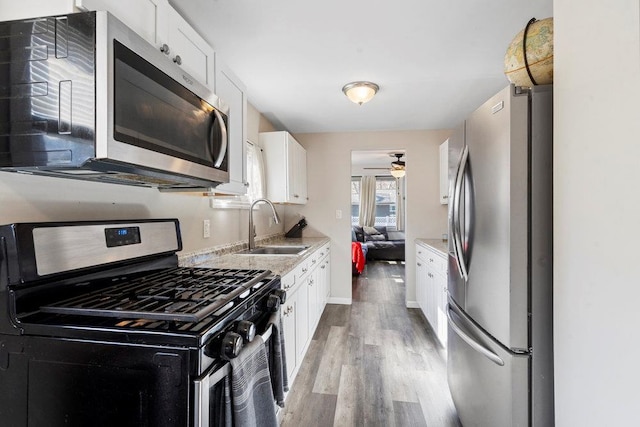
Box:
[350,150,406,279]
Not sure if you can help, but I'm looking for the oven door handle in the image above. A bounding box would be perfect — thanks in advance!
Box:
[205,324,274,386]
[193,373,211,427]
[194,323,274,427]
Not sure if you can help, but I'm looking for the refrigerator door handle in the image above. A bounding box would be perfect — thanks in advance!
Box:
[452,145,469,281]
[447,304,504,366]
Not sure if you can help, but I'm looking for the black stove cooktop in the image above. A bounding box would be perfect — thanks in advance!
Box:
[40,267,272,323]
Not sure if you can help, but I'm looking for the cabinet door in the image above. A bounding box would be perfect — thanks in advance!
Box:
[295,278,309,361]
[0,0,74,21]
[285,136,297,202]
[416,258,426,312]
[297,142,308,202]
[76,0,169,48]
[324,253,331,299]
[439,139,449,204]
[416,244,428,313]
[282,291,297,380]
[285,134,307,204]
[435,271,448,348]
[214,64,247,194]
[307,270,319,337]
[319,255,329,312]
[166,6,215,88]
[426,266,438,331]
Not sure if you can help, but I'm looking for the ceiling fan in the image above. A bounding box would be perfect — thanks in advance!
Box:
[361,153,406,177]
[390,153,406,178]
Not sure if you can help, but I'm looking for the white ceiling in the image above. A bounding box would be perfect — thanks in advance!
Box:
[170,0,553,134]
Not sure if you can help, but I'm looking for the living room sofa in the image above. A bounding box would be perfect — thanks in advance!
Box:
[352,225,405,261]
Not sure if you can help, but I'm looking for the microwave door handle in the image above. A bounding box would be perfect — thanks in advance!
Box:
[211,109,228,168]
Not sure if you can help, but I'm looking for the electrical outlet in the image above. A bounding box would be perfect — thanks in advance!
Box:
[203,219,211,238]
[335,209,342,219]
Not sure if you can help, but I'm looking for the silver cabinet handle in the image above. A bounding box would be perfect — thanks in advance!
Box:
[447,304,504,366]
[173,55,182,65]
[160,44,170,55]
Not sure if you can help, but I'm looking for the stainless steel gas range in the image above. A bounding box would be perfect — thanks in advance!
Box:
[0,219,284,426]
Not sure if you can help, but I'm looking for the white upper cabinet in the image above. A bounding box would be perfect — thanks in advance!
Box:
[439,139,449,204]
[165,6,215,88]
[0,0,75,21]
[76,0,169,48]
[261,131,308,204]
[76,0,214,90]
[214,63,247,194]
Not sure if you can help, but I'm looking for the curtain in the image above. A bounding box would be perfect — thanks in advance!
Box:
[396,176,405,231]
[246,141,265,201]
[359,176,376,227]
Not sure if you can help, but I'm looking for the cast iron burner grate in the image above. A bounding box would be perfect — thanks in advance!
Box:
[40,268,271,322]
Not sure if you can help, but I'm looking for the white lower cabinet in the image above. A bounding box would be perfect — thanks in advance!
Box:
[280,242,331,386]
[281,290,297,379]
[415,242,448,347]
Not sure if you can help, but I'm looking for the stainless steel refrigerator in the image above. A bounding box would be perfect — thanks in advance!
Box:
[447,84,553,427]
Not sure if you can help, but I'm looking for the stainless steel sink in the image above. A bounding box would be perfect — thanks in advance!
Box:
[237,245,309,256]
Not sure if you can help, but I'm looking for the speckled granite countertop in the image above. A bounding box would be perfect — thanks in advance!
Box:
[180,236,330,277]
[415,238,448,256]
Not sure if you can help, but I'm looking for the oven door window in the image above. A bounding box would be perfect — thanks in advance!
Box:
[113,40,227,170]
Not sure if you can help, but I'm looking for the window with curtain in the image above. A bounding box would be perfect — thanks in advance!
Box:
[351,176,398,228]
[210,140,265,208]
[245,140,265,201]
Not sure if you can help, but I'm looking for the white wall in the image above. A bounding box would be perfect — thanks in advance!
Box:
[285,130,450,305]
[554,1,640,425]
[0,103,284,253]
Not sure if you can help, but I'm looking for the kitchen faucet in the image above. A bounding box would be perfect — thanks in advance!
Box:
[248,198,280,250]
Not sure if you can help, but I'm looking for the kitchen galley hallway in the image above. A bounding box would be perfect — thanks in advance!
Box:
[280,260,460,426]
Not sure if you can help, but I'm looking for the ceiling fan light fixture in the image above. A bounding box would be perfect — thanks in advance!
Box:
[342,81,379,105]
[390,168,406,178]
[389,153,406,178]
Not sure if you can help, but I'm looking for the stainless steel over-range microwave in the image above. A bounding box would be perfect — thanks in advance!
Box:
[0,11,229,189]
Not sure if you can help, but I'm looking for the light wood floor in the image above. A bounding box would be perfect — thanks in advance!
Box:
[280,260,461,426]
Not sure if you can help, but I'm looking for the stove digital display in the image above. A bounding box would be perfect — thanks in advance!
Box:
[105,226,141,247]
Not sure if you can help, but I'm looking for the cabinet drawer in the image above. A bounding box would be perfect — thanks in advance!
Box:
[427,252,447,274]
[281,271,296,292]
[417,244,447,274]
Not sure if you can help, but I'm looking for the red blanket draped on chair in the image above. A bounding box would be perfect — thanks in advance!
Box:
[352,242,365,274]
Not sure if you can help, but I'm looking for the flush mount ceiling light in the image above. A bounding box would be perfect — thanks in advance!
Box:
[342,81,379,105]
[390,153,406,178]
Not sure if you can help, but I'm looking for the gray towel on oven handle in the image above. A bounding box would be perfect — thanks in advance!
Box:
[229,335,277,427]
[267,309,288,407]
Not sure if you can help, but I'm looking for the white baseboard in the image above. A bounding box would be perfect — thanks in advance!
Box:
[327,297,352,305]
[406,300,419,309]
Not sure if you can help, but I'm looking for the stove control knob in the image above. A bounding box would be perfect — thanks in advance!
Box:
[236,320,256,343]
[266,294,281,313]
[221,331,243,359]
[272,289,287,304]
